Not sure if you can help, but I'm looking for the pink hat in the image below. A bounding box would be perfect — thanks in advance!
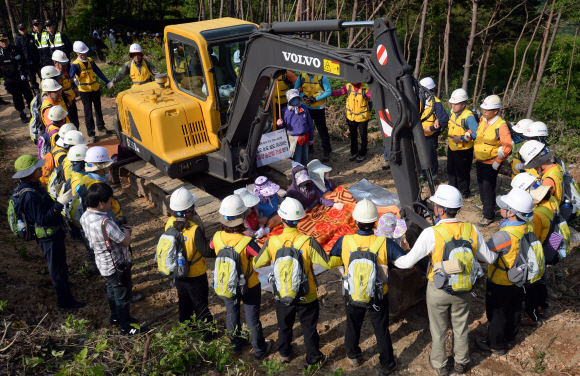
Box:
[253,176,280,198]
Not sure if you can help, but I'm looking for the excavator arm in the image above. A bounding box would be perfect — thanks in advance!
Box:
[207,18,433,229]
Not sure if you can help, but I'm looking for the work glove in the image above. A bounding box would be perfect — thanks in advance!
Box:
[57,189,74,205]
[107,82,115,90]
[263,227,270,235]
[276,119,283,126]
[255,227,265,238]
[464,132,472,141]
[492,161,501,171]
[333,202,345,211]
[497,146,505,159]
[514,163,524,172]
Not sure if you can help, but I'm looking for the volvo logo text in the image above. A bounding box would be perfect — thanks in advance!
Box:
[282,52,321,68]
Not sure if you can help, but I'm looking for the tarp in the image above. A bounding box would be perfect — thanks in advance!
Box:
[349,178,400,208]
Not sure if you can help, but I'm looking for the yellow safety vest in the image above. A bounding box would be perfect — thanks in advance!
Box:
[341,234,388,294]
[40,98,69,128]
[60,71,76,102]
[213,231,259,288]
[430,222,477,281]
[422,96,442,136]
[346,83,370,122]
[70,171,86,193]
[533,197,560,244]
[81,175,124,219]
[128,60,151,87]
[63,158,73,182]
[174,56,190,74]
[447,108,475,151]
[40,31,64,49]
[73,58,99,92]
[300,73,325,108]
[542,165,564,206]
[474,117,506,162]
[510,152,540,179]
[165,217,206,278]
[274,75,292,105]
[154,37,162,44]
[488,223,529,285]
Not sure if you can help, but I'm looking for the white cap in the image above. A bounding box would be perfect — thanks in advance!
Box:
[41,65,60,79]
[480,95,501,110]
[352,199,379,223]
[496,189,535,221]
[169,187,197,212]
[73,41,89,54]
[513,119,533,134]
[67,145,88,161]
[525,121,549,138]
[63,130,88,145]
[429,184,463,208]
[278,197,306,221]
[42,78,62,92]
[219,194,247,219]
[110,29,114,32]
[511,172,538,191]
[57,123,76,139]
[47,105,68,121]
[52,50,69,63]
[85,146,113,163]
[449,88,469,104]
[419,77,436,90]
[129,43,142,54]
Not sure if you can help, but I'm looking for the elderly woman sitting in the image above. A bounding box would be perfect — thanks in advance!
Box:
[307,159,337,195]
[286,165,344,211]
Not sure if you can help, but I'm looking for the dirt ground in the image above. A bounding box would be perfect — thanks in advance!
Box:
[1,82,580,376]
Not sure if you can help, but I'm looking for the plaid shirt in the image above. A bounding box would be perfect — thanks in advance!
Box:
[80,209,130,277]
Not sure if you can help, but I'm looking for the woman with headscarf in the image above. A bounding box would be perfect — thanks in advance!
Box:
[276,88,314,166]
[286,165,344,211]
[253,176,283,229]
[307,159,337,195]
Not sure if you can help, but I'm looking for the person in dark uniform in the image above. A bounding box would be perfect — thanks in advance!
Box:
[38,19,73,66]
[0,32,34,123]
[16,23,41,89]
[12,155,85,311]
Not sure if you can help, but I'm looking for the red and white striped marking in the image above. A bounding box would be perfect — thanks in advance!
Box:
[376,44,388,66]
[378,109,393,137]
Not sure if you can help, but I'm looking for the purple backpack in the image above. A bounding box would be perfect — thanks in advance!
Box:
[37,127,60,158]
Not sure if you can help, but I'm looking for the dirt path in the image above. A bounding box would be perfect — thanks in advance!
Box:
[1,86,580,376]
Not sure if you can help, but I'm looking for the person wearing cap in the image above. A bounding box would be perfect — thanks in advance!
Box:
[393,185,496,375]
[70,41,114,143]
[254,197,332,367]
[447,88,479,198]
[111,44,159,88]
[154,33,162,45]
[475,188,536,356]
[39,19,73,66]
[286,165,344,211]
[233,187,270,238]
[52,50,80,129]
[12,155,83,311]
[0,32,34,123]
[253,176,283,229]
[474,95,512,227]
[508,119,539,179]
[276,89,314,166]
[307,159,337,195]
[418,77,449,181]
[210,195,273,359]
[40,78,70,126]
[165,187,215,327]
[520,141,564,206]
[132,32,139,44]
[327,199,404,375]
[60,129,87,180]
[16,23,42,88]
[79,183,144,336]
[45,105,71,147]
[32,19,46,49]
[295,73,333,162]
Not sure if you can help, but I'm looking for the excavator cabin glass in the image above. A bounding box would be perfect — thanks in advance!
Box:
[169,40,207,100]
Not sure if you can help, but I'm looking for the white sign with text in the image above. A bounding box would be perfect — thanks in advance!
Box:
[256,129,291,167]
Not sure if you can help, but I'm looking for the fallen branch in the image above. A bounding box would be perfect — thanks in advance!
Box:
[141,333,152,372]
[0,320,9,348]
[0,331,20,352]
[29,313,49,337]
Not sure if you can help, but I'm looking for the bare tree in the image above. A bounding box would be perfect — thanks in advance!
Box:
[4,0,18,42]
[413,0,428,78]
[220,0,224,18]
[443,0,453,99]
[563,28,578,128]
[461,0,478,90]
[537,0,557,80]
[527,9,562,118]
[348,0,359,46]
[406,2,422,63]
[503,7,532,110]
[473,38,493,105]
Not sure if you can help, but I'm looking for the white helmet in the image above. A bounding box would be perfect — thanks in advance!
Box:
[127,32,131,36]
[63,130,88,145]
[42,78,62,92]
[110,29,114,32]
[169,187,197,212]
[449,88,469,104]
[67,145,88,161]
[278,197,305,221]
[73,41,89,54]
[511,172,538,191]
[143,32,147,35]
[155,33,160,36]
[129,43,142,54]
[496,189,534,221]
[52,50,69,63]
[219,195,247,217]
[480,95,501,110]
[47,105,68,121]
[525,121,549,138]
[41,65,60,79]
[85,146,113,163]
[513,119,533,134]
[57,123,77,139]
[429,184,463,209]
[233,50,241,64]
[352,199,379,223]
[519,140,554,169]
[419,77,436,90]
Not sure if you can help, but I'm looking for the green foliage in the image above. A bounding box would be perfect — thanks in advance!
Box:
[0,300,7,313]
[60,314,90,338]
[262,358,287,375]
[15,245,30,260]
[76,261,95,277]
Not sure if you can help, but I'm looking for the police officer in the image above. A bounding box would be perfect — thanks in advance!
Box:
[0,32,34,123]
[16,23,42,88]
[39,19,73,66]
[32,19,46,58]
[12,154,85,311]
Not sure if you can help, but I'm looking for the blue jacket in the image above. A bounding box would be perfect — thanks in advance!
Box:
[329,229,406,262]
[17,180,65,241]
[281,105,314,141]
[294,75,332,110]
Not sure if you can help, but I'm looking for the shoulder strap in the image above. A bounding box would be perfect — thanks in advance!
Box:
[293,235,310,250]
[234,236,253,253]
[270,235,283,250]
[503,227,524,240]
[345,235,358,252]
[369,236,386,255]
[462,223,473,242]
[213,231,225,250]
[100,218,112,251]
[432,225,453,243]
[536,206,554,221]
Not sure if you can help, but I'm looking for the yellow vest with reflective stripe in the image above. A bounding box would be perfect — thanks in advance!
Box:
[488,223,531,285]
[542,166,564,206]
[474,117,506,162]
[346,83,370,122]
[300,73,325,108]
[165,217,206,277]
[213,231,259,288]
[60,72,75,101]
[274,75,291,105]
[341,234,388,294]
[41,98,69,128]
[81,176,124,219]
[73,58,99,92]
[511,152,540,179]
[41,32,64,48]
[430,222,477,281]
[447,108,475,151]
[128,60,151,87]
[422,96,441,136]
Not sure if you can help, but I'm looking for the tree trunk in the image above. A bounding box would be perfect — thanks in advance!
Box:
[60,0,66,30]
[437,34,443,98]
[527,9,561,118]
[4,0,18,42]
[406,5,422,62]
[281,0,284,21]
[228,0,234,17]
[443,0,453,99]
[474,38,493,105]
[348,0,359,46]
[220,0,224,18]
[268,0,271,23]
[563,28,578,128]
[403,0,409,58]
[461,0,478,90]
[537,0,556,80]
[107,0,112,29]
[413,0,428,78]
[502,7,529,110]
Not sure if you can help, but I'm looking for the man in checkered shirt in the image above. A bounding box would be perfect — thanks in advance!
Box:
[80,183,144,336]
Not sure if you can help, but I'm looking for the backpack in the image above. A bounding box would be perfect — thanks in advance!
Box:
[492,227,545,288]
[47,164,65,200]
[7,188,37,241]
[342,235,386,308]
[268,235,311,305]
[431,223,483,295]
[39,149,66,187]
[536,205,571,264]
[37,127,59,159]
[68,179,89,228]
[155,225,201,279]
[554,157,580,220]
[29,93,44,144]
[212,234,253,300]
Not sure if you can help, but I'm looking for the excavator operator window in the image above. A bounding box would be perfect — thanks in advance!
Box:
[169,40,207,100]
[207,40,248,113]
